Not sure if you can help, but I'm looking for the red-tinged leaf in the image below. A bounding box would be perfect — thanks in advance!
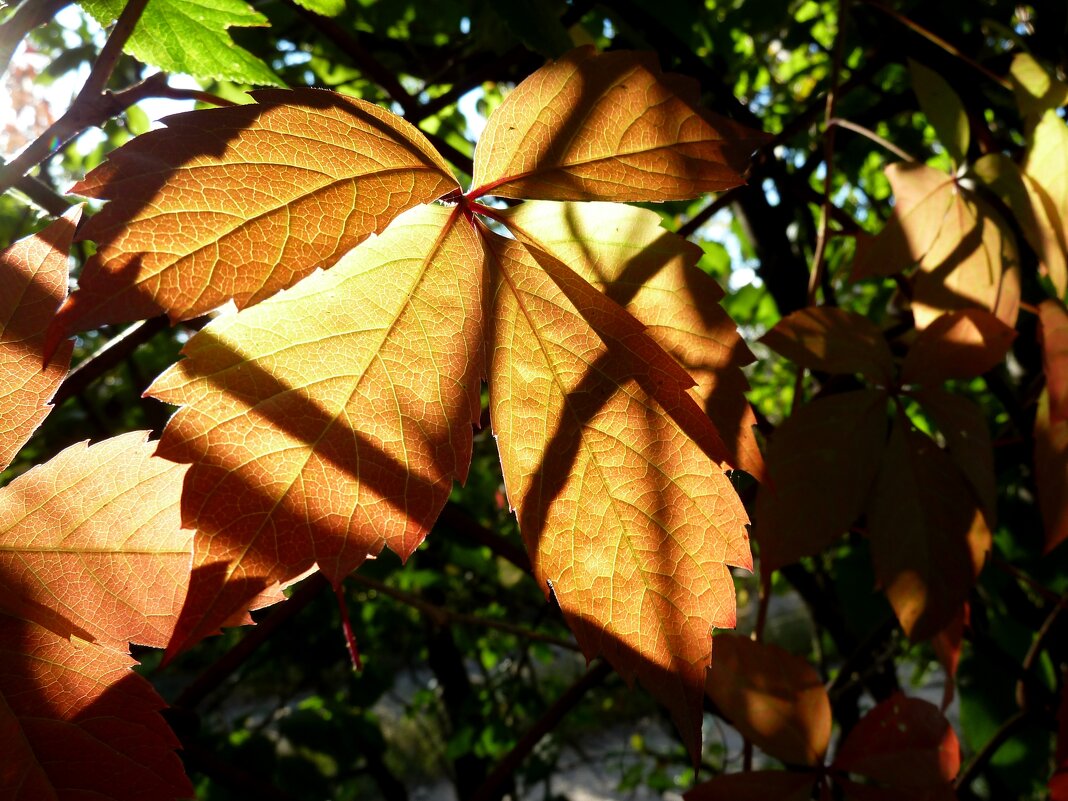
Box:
[1053,679,1068,801]
[0,613,192,801]
[705,633,831,765]
[867,415,991,640]
[851,163,953,282]
[902,310,1016,385]
[470,46,766,202]
[1023,111,1068,296]
[759,307,894,384]
[1039,299,1068,421]
[974,154,1068,299]
[51,88,458,341]
[833,693,961,790]
[930,602,968,711]
[483,227,750,764]
[147,204,484,656]
[1034,389,1068,554]
[754,390,888,571]
[912,388,996,522]
[911,190,1020,331]
[837,779,958,801]
[0,208,78,473]
[0,432,192,651]
[685,770,818,801]
[499,200,765,480]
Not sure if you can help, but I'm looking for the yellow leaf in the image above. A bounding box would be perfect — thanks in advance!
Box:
[484,226,750,763]
[147,204,485,656]
[471,47,767,202]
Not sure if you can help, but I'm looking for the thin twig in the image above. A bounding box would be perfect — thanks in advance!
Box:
[677,186,744,238]
[470,660,612,801]
[351,573,580,652]
[953,709,1029,790]
[14,175,71,215]
[1016,591,1068,706]
[0,0,72,76]
[828,117,917,162]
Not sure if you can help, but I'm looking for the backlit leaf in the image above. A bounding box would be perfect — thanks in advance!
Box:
[0,432,193,651]
[484,227,750,763]
[148,205,484,656]
[53,89,458,340]
[705,633,831,765]
[1035,390,1068,555]
[760,307,894,384]
[901,309,1016,385]
[867,414,991,640]
[1040,300,1068,423]
[1010,53,1068,119]
[685,770,819,801]
[471,47,766,202]
[833,694,961,789]
[930,602,968,711]
[79,0,281,86]
[754,390,888,571]
[1023,111,1068,298]
[499,200,765,479]
[0,614,193,801]
[909,60,968,165]
[0,209,77,473]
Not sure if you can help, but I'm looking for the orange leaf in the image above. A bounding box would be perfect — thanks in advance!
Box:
[930,602,969,711]
[705,633,831,765]
[759,307,894,384]
[483,227,750,764]
[470,47,766,202]
[147,204,485,656]
[1039,299,1068,421]
[499,200,765,479]
[1034,389,1068,554]
[901,309,1017,385]
[0,613,193,801]
[867,414,991,640]
[913,387,996,522]
[833,693,961,790]
[52,88,458,340]
[685,770,819,801]
[0,432,192,651]
[0,208,77,473]
[754,390,888,571]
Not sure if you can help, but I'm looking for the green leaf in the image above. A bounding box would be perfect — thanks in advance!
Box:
[909,59,969,165]
[1010,53,1068,119]
[289,0,345,17]
[487,1,573,58]
[78,0,282,86]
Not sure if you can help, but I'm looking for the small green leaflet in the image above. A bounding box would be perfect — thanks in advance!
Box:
[79,0,282,86]
[290,0,346,18]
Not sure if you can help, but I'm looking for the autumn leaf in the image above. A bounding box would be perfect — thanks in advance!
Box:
[931,602,969,710]
[51,88,458,342]
[832,693,961,791]
[867,414,991,640]
[1023,110,1068,297]
[685,770,819,801]
[470,46,766,201]
[754,390,888,570]
[0,614,193,801]
[483,226,750,764]
[0,432,192,651]
[498,200,765,479]
[1040,299,1068,420]
[901,309,1017,386]
[759,306,894,384]
[1036,301,1068,553]
[705,633,831,765]
[148,204,484,656]
[0,208,77,473]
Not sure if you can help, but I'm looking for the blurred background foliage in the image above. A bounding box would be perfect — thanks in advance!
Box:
[2,0,1067,798]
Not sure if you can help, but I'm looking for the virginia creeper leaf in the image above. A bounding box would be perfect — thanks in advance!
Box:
[754,390,888,571]
[0,432,193,651]
[974,153,1067,299]
[759,307,894,384]
[1040,300,1068,420]
[148,205,484,656]
[1010,53,1068,118]
[901,309,1016,385]
[1023,110,1068,298]
[79,0,281,86]
[1054,679,1068,801]
[909,60,968,166]
[471,47,767,201]
[913,387,996,522]
[484,227,750,764]
[930,602,968,711]
[833,693,961,790]
[685,770,818,801]
[52,88,458,341]
[1035,390,1068,554]
[0,614,193,801]
[0,209,77,474]
[499,200,765,479]
[705,633,831,765]
[867,414,991,640]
